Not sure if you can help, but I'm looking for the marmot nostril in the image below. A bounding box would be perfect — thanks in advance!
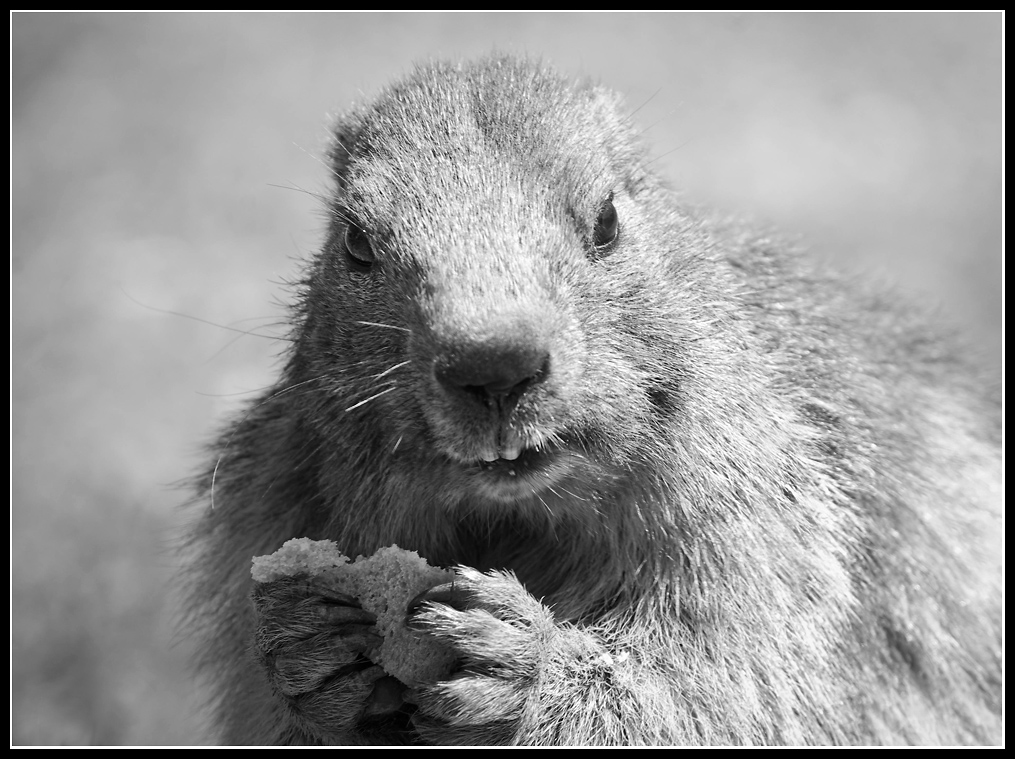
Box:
[434,344,551,406]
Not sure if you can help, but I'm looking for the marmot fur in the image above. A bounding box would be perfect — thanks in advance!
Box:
[187,56,1002,746]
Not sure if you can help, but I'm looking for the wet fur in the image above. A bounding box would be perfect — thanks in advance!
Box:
[186,57,1002,745]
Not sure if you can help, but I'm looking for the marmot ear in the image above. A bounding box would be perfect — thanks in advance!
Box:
[328,120,363,186]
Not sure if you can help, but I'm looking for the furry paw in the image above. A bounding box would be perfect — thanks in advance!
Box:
[251,575,412,740]
[407,568,557,744]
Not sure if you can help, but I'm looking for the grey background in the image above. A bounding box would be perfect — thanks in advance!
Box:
[11,12,1001,746]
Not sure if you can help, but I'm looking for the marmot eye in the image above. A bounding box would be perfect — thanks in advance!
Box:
[592,194,619,252]
[344,222,375,271]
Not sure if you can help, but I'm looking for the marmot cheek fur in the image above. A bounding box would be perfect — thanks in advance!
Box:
[186,56,1002,746]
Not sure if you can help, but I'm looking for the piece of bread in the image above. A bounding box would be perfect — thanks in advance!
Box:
[252,539,456,686]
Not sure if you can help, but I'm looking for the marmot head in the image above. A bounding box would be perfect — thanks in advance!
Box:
[291,58,733,520]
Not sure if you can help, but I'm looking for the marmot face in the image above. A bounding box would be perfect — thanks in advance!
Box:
[297,61,703,513]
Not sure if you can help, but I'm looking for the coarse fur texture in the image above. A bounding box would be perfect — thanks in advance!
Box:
[185,56,1002,746]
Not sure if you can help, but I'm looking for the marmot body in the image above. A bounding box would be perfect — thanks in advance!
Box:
[188,57,1002,745]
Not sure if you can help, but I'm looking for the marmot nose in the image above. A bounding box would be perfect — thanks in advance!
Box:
[434,342,550,408]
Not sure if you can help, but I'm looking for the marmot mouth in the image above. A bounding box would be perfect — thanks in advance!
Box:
[468,444,576,502]
[477,443,524,463]
[476,445,551,475]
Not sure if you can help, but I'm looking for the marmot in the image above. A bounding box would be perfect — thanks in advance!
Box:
[186,56,1002,746]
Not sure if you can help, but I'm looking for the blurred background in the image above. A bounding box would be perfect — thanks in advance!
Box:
[11,12,1001,746]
